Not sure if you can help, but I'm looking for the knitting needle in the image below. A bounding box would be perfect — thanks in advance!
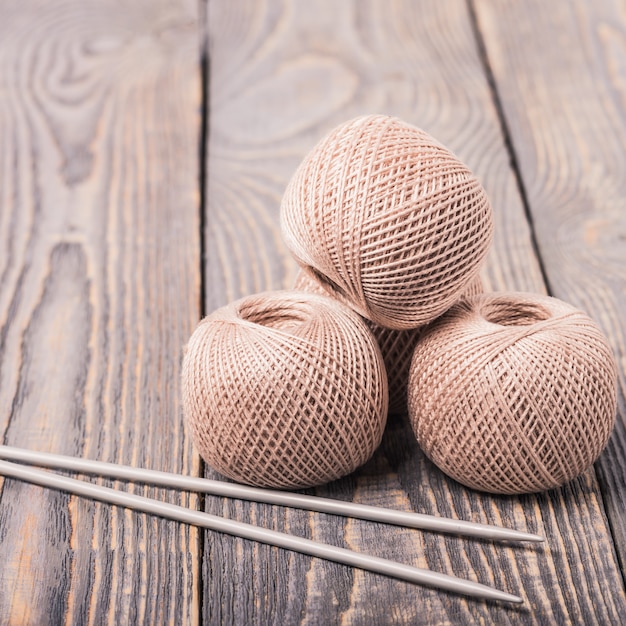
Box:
[0,445,542,543]
[0,459,522,604]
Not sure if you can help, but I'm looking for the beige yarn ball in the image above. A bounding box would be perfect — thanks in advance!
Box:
[407,292,618,495]
[293,268,484,414]
[182,290,388,489]
[280,114,493,330]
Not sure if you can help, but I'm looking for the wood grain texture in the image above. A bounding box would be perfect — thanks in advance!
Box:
[204,0,625,623]
[474,0,626,579]
[0,1,202,624]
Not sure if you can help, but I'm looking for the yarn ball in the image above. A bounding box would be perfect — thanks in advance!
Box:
[407,292,618,494]
[293,268,484,414]
[182,290,388,489]
[280,114,494,330]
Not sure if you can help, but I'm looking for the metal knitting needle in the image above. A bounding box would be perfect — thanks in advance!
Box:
[0,460,522,604]
[0,445,542,543]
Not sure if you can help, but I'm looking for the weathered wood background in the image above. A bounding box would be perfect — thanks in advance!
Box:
[0,0,624,624]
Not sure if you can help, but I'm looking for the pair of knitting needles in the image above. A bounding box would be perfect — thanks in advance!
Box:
[0,445,542,604]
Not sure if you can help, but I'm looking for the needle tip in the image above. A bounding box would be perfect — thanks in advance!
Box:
[492,529,545,543]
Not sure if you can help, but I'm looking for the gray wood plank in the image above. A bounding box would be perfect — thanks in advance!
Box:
[203,0,625,623]
[0,1,202,623]
[474,0,626,578]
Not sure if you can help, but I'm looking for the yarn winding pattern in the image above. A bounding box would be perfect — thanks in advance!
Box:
[281,114,493,330]
[407,292,617,494]
[294,268,484,414]
[182,291,388,489]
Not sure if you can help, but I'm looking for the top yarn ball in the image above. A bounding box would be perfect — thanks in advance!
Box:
[280,115,493,330]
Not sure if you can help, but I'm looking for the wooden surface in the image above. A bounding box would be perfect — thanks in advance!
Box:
[0,0,625,624]
[0,1,202,624]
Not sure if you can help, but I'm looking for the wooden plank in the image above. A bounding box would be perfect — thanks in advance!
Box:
[204,0,626,623]
[474,0,626,576]
[0,1,201,624]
